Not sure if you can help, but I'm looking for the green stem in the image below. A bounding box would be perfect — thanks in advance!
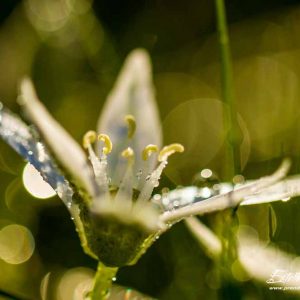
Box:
[89,262,118,300]
[215,0,241,179]
[214,2,241,296]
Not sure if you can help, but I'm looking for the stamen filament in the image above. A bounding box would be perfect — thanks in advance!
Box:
[83,131,110,195]
[137,161,167,202]
[138,144,159,190]
[115,147,135,202]
[137,143,184,203]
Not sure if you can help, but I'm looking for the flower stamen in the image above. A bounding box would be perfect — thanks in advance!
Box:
[83,131,110,194]
[125,114,136,139]
[158,143,184,162]
[137,143,184,203]
[121,147,134,161]
[83,131,100,174]
[98,134,112,154]
[83,130,97,149]
[137,144,159,190]
[142,144,159,161]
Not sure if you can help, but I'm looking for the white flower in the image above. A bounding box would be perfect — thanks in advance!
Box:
[0,49,296,267]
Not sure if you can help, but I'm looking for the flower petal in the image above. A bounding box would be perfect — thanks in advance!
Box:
[240,175,300,205]
[0,104,98,260]
[0,105,74,205]
[160,159,290,224]
[97,49,162,178]
[185,216,300,293]
[19,78,98,198]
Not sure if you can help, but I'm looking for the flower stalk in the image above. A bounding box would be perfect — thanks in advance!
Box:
[215,0,241,178]
[89,263,118,300]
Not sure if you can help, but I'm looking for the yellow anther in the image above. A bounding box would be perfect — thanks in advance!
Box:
[124,114,136,139]
[83,131,97,149]
[158,143,184,162]
[121,147,134,159]
[98,134,113,154]
[142,144,159,161]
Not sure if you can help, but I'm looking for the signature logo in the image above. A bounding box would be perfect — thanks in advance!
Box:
[266,269,300,284]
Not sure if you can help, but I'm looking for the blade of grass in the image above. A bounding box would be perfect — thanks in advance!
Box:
[215,0,241,178]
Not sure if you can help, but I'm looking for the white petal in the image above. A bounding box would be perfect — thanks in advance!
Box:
[97,49,162,177]
[160,159,290,224]
[19,78,98,197]
[186,217,300,293]
[185,217,222,258]
[239,232,300,291]
[241,175,300,205]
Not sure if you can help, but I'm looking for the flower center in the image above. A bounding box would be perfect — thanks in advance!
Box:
[82,115,184,204]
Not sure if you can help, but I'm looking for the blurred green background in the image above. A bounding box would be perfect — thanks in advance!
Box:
[1,0,300,299]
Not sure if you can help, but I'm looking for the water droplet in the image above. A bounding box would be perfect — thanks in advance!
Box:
[233,174,245,185]
[201,168,213,178]
[200,187,212,198]
[192,169,219,188]
[173,200,180,207]
[136,170,142,180]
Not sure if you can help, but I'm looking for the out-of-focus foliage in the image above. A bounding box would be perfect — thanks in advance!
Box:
[0,0,300,299]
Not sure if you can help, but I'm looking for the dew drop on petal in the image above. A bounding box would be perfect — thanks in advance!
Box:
[200,187,212,198]
[23,163,56,199]
[233,174,245,185]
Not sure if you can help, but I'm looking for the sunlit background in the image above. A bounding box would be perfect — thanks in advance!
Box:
[1,0,300,299]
